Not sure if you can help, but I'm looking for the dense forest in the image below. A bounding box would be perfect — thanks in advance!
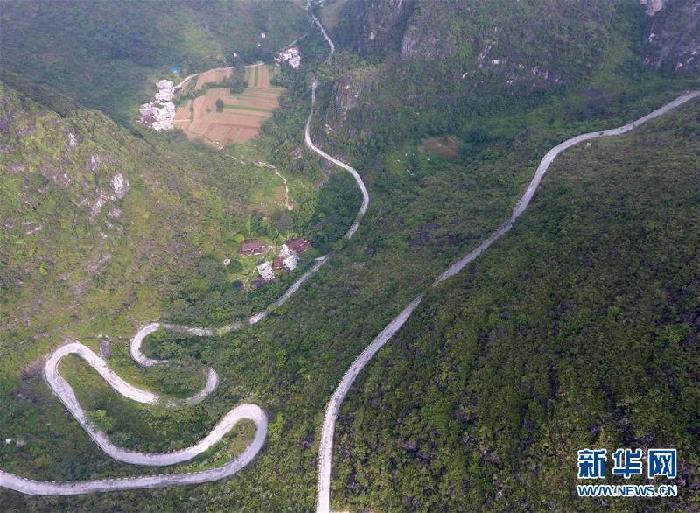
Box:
[0,0,698,511]
[333,100,700,512]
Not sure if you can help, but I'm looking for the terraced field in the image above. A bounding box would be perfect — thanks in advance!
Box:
[174,64,283,147]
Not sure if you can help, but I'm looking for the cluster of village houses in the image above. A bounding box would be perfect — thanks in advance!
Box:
[276,46,301,69]
[238,237,311,288]
[138,80,176,131]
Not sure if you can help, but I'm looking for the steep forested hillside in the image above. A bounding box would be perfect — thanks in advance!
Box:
[0,79,318,435]
[332,99,700,512]
[317,0,698,152]
[0,1,698,512]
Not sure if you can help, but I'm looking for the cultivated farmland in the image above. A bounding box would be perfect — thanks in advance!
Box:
[174,64,283,147]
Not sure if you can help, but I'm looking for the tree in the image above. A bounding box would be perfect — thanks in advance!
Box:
[228,73,249,95]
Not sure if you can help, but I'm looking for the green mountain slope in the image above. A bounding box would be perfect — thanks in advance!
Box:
[0,80,313,403]
[0,0,307,123]
[332,98,700,512]
[0,2,699,512]
[317,0,698,154]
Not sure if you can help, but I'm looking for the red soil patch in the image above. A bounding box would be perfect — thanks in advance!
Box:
[205,123,234,142]
[175,65,283,146]
[257,65,270,88]
[173,100,193,124]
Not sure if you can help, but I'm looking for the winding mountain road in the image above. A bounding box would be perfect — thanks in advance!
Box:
[434,89,700,285]
[305,80,370,239]
[0,248,338,495]
[0,402,267,495]
[312,64,700,512]
[0,8,369,494]
[1,2,697,506]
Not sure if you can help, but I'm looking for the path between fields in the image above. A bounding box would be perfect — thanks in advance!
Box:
[174,66,234,91]
[228,157,293,211]
[275,170,293,210]
[310,10,700,510]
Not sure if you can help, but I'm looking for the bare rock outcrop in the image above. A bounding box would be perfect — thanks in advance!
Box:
[349,0,416,56]
[325,72,367,131]
[643,0,699,73]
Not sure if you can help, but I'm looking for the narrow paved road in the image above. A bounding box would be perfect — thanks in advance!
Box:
[314,84,700,511]
[308,2,335,57]
[0,333,266,495]
[2,1,696,502]
[1,246,334,494]
[0,402,267,495]
[0,6,370,494]
[434,89,700,284]
[305,79,369,239]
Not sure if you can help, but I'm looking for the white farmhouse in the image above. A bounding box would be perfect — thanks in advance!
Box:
[279,243,293,258]
[283,254,299,271]
[155,80,175,102]
[276,46,301,69]
[257,261,275,281]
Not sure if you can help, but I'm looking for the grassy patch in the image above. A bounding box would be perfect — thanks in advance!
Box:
[223,104,274,113]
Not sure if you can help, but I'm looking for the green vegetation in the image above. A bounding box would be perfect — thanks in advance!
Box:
[229,73,249,95]
[332,100,700,513]
[319,0,698,158]
[1,1,699,511]
[0,79,326,503]
[0,0,306,124]
[173,86,204,107]
[174,71,251,107]
[223,104,273,113]
[3,83,696,513]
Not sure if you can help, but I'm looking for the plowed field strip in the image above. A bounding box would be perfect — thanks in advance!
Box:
[223,105,274,113]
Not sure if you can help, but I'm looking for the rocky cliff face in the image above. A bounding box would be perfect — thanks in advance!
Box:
[328,73,364,126]
[399,3,457,60]
[642,0,699,73]
[0,85,131,231]
[345,0,416,56]
[338,0,624,87]
[321,64,380,144]
[322,0,698,142]
[338,0,699,77]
